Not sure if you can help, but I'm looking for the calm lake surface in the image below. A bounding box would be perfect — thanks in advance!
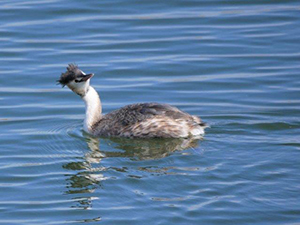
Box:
[0,0,300,224]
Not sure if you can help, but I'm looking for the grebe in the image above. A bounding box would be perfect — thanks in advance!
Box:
[58,64,207,138]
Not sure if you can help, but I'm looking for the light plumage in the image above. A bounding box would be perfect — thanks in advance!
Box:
[58,65,207,138]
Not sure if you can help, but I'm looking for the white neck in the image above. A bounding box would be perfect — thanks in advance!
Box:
[82,86,102,133]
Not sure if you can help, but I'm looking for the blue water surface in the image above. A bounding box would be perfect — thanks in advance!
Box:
[0,0,300,224]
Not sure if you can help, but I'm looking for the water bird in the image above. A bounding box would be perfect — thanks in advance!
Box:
[58,64,207,138]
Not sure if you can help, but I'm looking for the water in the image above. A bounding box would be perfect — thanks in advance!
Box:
[0,0,300,224]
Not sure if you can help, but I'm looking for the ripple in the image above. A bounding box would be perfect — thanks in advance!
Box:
[1,0,60,9]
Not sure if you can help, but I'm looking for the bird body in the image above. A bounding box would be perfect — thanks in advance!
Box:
[58,64,207,138]
[91,102,205,138]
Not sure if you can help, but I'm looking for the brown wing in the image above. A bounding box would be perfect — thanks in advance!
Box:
[105,102,191,126]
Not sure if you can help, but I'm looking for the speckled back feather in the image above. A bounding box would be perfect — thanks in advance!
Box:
[92,103,206,138]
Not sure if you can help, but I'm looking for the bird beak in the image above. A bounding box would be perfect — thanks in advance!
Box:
[82,73,94,81]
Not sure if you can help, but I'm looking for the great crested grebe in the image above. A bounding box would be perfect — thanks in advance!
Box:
[58,64,207,138]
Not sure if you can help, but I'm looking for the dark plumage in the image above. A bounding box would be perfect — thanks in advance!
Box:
[58,64,82,86]
[102,103,189,126]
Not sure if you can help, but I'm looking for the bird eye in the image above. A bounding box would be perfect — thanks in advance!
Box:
[75,79,81,83]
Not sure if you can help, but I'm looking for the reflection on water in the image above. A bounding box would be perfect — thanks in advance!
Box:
[102,136,200,160]
[63,134,200,209]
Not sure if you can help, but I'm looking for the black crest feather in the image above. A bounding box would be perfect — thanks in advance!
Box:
[57,64,80,86]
